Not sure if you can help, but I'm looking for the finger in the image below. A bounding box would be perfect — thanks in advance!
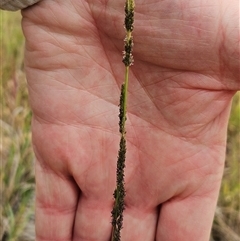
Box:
[156,194,219,241]
[120,206,158,241]
[73,196,113,241]
[35,160,79,241]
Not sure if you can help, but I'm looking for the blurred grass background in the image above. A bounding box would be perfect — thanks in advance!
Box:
[0,11,239,241]
[1,10,35,241]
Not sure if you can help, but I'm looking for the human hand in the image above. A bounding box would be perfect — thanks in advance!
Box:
[21,0,239,240]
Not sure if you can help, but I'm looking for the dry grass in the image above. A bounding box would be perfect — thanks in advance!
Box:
[1,10,35,241]
[211,94,240,241]
[0,10,239,241]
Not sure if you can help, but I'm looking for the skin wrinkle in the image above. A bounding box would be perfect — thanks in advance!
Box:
[66,65,117,92]
[27,46,122,108]
[98,34,124,91]
[50,2,95,34]
[125,123,225,195]
[33,133,66,173]
[34,151,73,179]
[37,237,72,241]
[34,114,120,138]
[28,72,119,125]
[28,55,231,143]
[134,4,230,73]
[191,164,224,198]
[25,26,101,67]
[36,200,78,217]
[167,163,223,202]
[126,77,197,136]
[175,72,227,90]
[88,0,127,92]
[128,112,169,137]
[36,94,116,132]
[131,69,167,120]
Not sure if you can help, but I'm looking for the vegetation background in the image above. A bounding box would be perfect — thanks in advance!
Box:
[0,11,239,241]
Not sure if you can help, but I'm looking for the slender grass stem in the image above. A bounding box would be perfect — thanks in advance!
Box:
[123,66,129,127]
[111,0,135,240]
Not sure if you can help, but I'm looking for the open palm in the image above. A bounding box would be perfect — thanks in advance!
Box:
[22,0,239,240]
